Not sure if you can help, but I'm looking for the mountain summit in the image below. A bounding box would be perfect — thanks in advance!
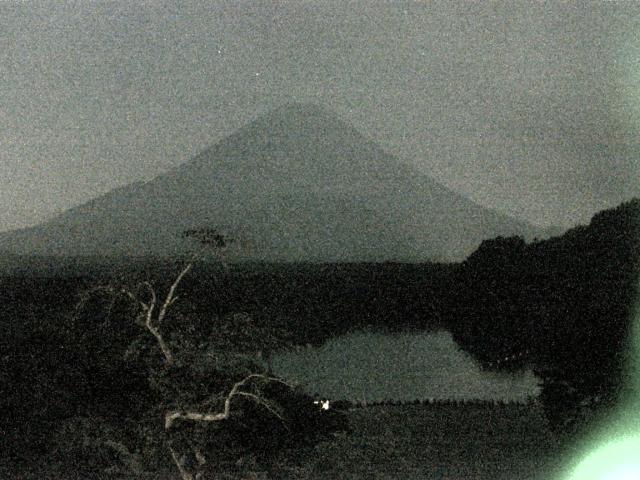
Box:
[0,103,548,261]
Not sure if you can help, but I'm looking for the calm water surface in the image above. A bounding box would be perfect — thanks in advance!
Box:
[271,329,540,402]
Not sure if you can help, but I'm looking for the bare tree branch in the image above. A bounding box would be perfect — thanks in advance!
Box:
[164,374,293,429]
[158,263,192,325]
[73,245,290,480]
[234,392,288,426]
[72,267,193,367]
[141,262,192,366]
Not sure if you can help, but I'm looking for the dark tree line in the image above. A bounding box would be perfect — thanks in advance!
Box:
[447,198,640,436]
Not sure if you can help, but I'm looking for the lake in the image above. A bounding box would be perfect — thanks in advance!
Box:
[271,329,540,403]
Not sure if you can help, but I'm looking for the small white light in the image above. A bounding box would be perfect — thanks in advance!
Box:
[313,399,330,410]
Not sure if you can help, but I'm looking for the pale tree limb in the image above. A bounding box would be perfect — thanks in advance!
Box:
[164,374,293,430]
[158,263,192,325]
[73,263,194,367]
[149,262,192,365]
[75,246,283,480]
[234,392,287,427]
[162,373,293,480]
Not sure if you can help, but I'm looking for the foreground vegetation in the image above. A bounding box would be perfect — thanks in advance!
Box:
[1,199,638,478]
[1,401,564,480]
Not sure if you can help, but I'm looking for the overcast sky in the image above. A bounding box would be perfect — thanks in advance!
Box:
[1,1,639,233]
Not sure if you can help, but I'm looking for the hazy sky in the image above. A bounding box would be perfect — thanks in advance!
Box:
[1,1,639,232]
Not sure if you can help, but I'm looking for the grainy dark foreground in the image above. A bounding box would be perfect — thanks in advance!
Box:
[1,403,564,480]
[280,403,563,480]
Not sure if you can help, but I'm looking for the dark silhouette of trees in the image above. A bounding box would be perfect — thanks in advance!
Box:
[448,198,640,436]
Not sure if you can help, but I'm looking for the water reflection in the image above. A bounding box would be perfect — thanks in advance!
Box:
[272,329,540,403]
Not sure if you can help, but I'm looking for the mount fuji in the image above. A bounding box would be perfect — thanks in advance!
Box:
[0,103,549,262]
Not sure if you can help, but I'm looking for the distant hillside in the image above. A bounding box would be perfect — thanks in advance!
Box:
[0,103,549,262]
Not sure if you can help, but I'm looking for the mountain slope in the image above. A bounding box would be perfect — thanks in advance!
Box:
[0,103,548,261]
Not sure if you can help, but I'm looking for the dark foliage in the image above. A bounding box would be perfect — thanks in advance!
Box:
[448,198,640,436]
[1,198,638,473]
[0,260,361,475]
